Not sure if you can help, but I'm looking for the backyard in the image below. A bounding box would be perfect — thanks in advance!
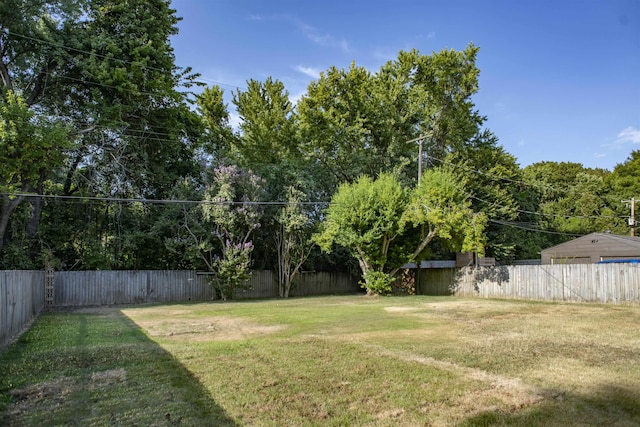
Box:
[1,295,639,426]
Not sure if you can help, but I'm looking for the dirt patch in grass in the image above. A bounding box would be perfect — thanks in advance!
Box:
[5,368,127,421]
[134,316,286,342]
[384,306,419,313]
[89,368,127,390]
[5,377,75,422]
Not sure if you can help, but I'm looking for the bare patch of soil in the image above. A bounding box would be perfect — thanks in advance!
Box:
[5,377,74,421]
[89,368,127,390]
[4,369,128,424]
[384,306,419,313]
[134,316,286,342]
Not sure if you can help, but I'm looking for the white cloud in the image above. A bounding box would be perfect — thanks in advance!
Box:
[250,14,349,53]
[294,65,321,79]
[616,126,640,145]
[295,20,349,52]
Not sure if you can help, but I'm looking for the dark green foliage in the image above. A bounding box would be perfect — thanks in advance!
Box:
[2,6,637,271]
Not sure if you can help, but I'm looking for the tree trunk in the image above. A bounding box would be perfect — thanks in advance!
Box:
[27,181,44,245]
[0,194,25,253]
[389,227,438,278]
[275,230,285,298]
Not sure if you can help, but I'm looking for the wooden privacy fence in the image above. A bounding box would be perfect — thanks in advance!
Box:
[0,271,45,349]
[5,264,638,350]
[418,263,640,304]
[54,270,361,307]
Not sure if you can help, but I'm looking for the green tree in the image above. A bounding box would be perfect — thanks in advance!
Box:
[1,0,203,267]
[185,165,263,300]
[447,130,523,262]
[275,186,314,298]
[297,44,484,192]
[604,150,640,235]
[606,150,640,203]
[315,170,485,295]
[196,85,236,161]
[231,77,323,272]
[233,77,298,167]
[542,172,620,235]
[520,161,616,253]
[0,91,68,253]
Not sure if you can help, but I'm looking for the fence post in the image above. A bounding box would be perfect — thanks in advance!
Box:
[45,264,55,308]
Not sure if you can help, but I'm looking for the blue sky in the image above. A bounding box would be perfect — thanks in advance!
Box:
[169,0,640,171]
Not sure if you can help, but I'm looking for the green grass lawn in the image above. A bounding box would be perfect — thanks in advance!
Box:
[1,295,639,426]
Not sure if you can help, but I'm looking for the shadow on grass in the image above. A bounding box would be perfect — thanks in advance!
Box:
[0,308,238,426]
[459,383,640,426]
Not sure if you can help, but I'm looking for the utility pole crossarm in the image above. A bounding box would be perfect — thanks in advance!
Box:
[406,135,426,144]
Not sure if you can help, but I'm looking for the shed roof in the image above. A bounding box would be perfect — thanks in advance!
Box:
[541,232,640,253]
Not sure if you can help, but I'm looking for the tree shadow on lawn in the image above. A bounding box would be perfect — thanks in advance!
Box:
[0,307,238,426]
[459,383,640,426]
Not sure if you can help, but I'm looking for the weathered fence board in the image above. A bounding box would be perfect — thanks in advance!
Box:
[0,271,45,350]
[55,271,215,307]
[54,270,360,306]
[419,264,640,304]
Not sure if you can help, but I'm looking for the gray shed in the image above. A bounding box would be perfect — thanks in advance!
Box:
[541,232,640,264]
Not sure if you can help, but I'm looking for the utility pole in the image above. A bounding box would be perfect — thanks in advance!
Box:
[622,198,636,236]
[407,134,426,186]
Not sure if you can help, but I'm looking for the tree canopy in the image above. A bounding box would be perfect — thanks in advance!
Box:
[315,170,486,295]
[1,3,637,293]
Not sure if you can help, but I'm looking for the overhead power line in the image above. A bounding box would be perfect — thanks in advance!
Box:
[5,30,246,91]
[3,31,625,227]
[3,192,581,237]
[425,153,610,202]
[1,192,328,207]
[488,219,582,237]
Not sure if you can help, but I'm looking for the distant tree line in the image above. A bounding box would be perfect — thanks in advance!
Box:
[1,0,638,295]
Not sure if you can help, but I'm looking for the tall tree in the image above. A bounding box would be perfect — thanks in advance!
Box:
[521,161,616,252]
[196,84,235,162]
[606,150,640,202]
[232,77,298,168]
[604,150,640,235]
[297,44,485,192]
[0,92,68,252]
[231,77,322,272]
[0,0,202,267]
[446,130,523,262]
